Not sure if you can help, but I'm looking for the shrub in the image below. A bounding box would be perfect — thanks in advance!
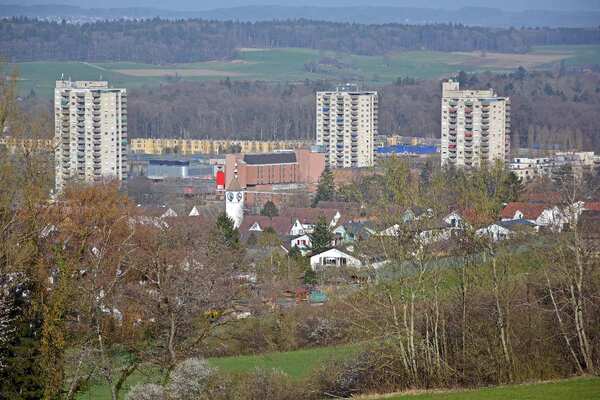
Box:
[231,368,309,400]
[126,383,166,400]
[167,358,214,400]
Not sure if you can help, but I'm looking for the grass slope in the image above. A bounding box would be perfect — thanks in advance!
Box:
[9,45,600,98]
[375,377,600,400]
[76,345,357,400]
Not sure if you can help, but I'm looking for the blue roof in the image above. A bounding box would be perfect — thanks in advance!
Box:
[376,145,438,155]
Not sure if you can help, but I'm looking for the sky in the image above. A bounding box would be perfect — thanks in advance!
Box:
[1,0,600,11]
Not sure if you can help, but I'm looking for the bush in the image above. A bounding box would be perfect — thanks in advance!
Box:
[126,383,166,400]
[297,316,347,346]
[231,368,309,400]
[311,342,419,398]
[167,358,214,400]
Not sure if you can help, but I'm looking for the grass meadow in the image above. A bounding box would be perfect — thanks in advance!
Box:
[9,45,600,97]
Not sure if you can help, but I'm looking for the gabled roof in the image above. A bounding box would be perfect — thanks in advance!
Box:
[343,221,375,239]
[501,202,548,220]
[497,219,537,231]
[310,247,355,259]
[243,152,297,165]
[239,216,292,238]
[281,208,339,225]
[227,176,242,191]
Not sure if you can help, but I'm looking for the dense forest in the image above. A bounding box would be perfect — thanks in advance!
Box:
[1,18,600,63]
[120,69,600,151]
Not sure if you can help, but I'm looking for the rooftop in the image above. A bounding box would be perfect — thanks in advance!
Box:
[243,152,297,165]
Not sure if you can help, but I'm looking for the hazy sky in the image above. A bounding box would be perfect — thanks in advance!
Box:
[2,0,600,11]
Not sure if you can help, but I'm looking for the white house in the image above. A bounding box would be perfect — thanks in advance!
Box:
[310,248,362,270]
[160,208,177,218]
[476,220,538,242]
[501,202,566,231]
[287,210,341,236]
[290,234,312,255]
[290,219,310,236]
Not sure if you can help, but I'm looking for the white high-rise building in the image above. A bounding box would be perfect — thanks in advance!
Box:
[316,86,378,168]
[441,80,511,168]
[54,80,128,191]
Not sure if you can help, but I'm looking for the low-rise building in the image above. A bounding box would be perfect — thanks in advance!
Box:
[130,138,309,155]
[509,151,600,182]
[310,248,362,270]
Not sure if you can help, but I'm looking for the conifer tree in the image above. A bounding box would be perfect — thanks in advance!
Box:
[312,168,335,207]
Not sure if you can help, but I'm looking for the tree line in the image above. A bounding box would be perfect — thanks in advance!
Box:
[1,17,600,63]
[122,68,600,151]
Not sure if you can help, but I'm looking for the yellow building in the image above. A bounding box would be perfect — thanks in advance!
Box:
[0,137,55,153]
[129,138,310,155]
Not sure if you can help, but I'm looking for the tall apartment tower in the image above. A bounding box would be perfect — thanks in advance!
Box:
[316,86,378,168]
[441,80,511,168]
[54,80,128,191]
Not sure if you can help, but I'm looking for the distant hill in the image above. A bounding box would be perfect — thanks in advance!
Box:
[2,0,599,12]
[1,4,600,28]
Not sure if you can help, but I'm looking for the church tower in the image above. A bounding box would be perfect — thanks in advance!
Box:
[225,165,244,228]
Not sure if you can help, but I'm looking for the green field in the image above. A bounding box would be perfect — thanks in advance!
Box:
[9,45,600,97]
[76,345,357,400]
[377,377,600,400]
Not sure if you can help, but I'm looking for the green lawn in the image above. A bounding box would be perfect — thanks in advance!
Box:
[377,377,600,400]
[9,45,600,98]
[209,344,356,378]
[76,344,357,400]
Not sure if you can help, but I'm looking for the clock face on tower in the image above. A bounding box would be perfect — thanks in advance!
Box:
[236,192,243,201]
[227,192,234,202]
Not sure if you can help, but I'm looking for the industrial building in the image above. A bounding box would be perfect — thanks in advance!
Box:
[224,149,325,209]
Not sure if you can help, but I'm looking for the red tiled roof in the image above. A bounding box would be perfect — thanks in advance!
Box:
[239,216,293,238]
[501,202,548,220]
[280,207,339,225]
[458,208,495,226]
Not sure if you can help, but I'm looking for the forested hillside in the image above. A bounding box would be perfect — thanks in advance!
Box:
[1,18,600,63]
[123,70,600,151]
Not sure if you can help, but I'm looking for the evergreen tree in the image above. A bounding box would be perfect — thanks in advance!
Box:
[260,201,279,218]
[312,168,335,207]
[303,267,317,286]
[215,212,240,248]
[309,217,334,255]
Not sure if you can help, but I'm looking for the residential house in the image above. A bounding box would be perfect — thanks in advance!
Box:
[239,216,293,241]
[290,234,312,255]
[335,221,376,243]
[310,248,362,270]
[282,208,341,236]
[501,202,565,231]
[476,219,538,242]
